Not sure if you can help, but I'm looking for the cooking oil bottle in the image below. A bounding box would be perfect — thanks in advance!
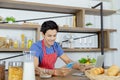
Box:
[27,38,33,48]
[21,34,25,48]
[13,39,19,48]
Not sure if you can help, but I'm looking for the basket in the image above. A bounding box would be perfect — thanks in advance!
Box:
[85,70,120,80]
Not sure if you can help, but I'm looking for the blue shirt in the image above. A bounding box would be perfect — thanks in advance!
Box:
[30,40,64,63]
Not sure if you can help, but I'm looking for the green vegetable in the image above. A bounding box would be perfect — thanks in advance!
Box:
[78,58,87,63]
[86,22,93,26]
[5,16,16,22]
[90,58,96,63]
[78,56,96,64]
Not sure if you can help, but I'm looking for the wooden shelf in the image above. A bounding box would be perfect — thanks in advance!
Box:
[0,48,29,52]
[63,48,117,52]
[0,24,39,30]
[0,24,116,33]
[59,27,117,33]
[0,48,117,52]
[84,8,116,16]
[0,0,116,15]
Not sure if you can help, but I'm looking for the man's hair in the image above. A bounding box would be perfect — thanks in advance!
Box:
[40,20,59,34]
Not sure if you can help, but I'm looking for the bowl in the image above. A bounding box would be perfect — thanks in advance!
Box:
[40,74,52,78]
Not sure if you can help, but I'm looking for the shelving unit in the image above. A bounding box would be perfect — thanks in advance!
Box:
[0,0,117,52]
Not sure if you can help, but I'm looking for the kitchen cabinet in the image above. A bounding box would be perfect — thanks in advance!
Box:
[0,0,117,52]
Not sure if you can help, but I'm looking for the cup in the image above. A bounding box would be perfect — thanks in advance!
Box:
[8,61,23,80]
[0,61,5,80]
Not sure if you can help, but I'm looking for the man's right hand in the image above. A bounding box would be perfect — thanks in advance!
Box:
[54,68,71,76]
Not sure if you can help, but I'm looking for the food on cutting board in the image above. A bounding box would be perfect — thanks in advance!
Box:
[117,72,120,76]
[87,65,120,76]
[85,65,120,80]
[107,65,120,76]
[90,67,104,75]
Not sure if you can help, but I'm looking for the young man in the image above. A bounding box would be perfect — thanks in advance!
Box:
[30,20,92,76]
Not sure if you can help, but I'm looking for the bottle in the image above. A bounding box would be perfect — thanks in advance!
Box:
[6,35,10,48]
[13,39,19,48]
[23,51,35,80]
[27,38,33,48]
[21,34,25,48]
[9,38,13,48]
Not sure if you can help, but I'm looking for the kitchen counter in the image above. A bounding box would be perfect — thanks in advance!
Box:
[5,69,90,80]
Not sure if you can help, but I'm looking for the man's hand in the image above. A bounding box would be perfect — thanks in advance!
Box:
[35,67,41,76]
[54,68,71,76]
[79,64,94,72]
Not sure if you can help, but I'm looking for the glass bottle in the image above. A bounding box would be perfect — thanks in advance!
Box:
[8,61,23,80]
[27,38,33,48]
[6,35,10,48]
[23,51,35,80]
[0,61,5,80]
[13,39,19,48]
[21,34,25,48]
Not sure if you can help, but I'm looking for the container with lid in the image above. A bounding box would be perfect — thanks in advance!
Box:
[8,61,23,80]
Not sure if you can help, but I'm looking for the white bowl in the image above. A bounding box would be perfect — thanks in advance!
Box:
[40,74,52,78]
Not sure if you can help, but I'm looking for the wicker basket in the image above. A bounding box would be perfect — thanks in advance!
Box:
[85,70,120,80]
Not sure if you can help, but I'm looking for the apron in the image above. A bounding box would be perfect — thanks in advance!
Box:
[39,40,57,69]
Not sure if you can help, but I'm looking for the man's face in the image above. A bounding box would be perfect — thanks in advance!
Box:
[42,29,57,47]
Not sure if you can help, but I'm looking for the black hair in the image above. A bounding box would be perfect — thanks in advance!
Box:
[40,20,59,34]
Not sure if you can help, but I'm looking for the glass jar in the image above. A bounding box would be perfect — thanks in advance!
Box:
[8,61,23,80]
[0,61,5,80]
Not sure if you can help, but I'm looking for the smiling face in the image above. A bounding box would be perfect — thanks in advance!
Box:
[42,29,57,47]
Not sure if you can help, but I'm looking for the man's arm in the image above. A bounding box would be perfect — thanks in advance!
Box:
[60,54,73,64]
[60,54,79,69]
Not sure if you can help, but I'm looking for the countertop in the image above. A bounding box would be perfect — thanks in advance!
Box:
[5,69,90,80]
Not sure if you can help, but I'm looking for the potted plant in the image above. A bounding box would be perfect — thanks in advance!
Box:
[5,16,16,23]
[85,22,93,27]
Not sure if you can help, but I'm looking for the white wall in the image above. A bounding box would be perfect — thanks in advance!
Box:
[0,0,120,68]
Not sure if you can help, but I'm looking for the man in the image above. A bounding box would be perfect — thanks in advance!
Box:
[30,20,92,76]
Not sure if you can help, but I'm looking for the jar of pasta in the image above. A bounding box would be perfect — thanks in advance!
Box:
[8,61,23,80]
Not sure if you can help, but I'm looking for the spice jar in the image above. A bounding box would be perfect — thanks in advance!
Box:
[8,61,23,80]
[0,61,5,80]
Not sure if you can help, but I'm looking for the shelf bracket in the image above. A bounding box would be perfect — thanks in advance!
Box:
[92,2,104,55]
